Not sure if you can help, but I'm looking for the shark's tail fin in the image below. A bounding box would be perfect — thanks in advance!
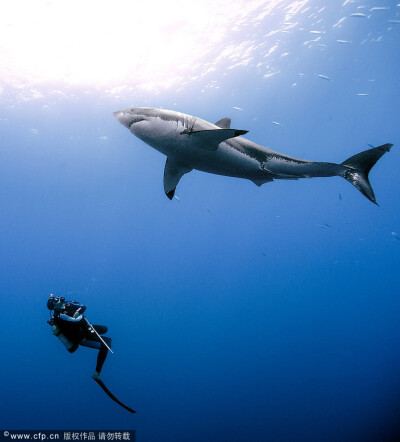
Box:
[341,143,392,205]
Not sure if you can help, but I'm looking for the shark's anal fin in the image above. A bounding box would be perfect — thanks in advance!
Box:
[180,128,248,151]
[214,118,231,129]
[251,178,274,187]
[164,158,192,200]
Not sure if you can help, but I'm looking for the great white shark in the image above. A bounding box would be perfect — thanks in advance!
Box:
[114,107,392,204]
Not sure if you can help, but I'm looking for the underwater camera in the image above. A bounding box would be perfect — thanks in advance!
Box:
[47,294,86,316]
[47,294,65,311]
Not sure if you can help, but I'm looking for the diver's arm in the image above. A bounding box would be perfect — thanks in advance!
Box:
[59,304,85,322]
[59,313,83,322]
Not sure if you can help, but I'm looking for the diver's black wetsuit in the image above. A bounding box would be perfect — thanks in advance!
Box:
[49,297,111,374]
[47,295,136,413]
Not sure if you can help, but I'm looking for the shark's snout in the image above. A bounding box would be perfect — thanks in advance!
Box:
[113,110,129,127]
[114,109,147,129]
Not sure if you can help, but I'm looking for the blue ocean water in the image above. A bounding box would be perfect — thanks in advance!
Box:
[1,1,400,440]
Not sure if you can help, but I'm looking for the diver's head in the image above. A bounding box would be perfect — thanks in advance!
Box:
[47,294,66,311]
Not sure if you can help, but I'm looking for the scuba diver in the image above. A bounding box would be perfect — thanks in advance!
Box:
[47,294,135,413]
[47,294,111,380]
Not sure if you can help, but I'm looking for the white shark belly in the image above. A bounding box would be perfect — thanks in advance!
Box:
[178,141,264,178]
[138,122,265,178]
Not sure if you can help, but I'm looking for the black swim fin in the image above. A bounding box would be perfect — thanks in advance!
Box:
[93,378,136,413]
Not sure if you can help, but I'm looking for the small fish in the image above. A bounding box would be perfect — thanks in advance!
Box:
[337,39,351,43]
[317,74,332,81]
[368,144,375,148]
[324,223,332,228]
[392,232,400,241]
[370,7,390,11]
[174,195,181,202]
[350,13,368,17]
[357,93,369,96]
[339,193,342,200]
[233,106,243,111]
[388,19,400,24]
[310,30,323,34]
[272,121,282,126]
[316,224,329,229]
[206,208,212,214]
[333,17,346,28]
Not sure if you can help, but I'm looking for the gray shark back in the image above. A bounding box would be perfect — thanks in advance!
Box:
[114,107,392,204]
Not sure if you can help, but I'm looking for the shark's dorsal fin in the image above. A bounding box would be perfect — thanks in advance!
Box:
[164,158,192,199]
[181,128,248,151]
[214,118,231,129]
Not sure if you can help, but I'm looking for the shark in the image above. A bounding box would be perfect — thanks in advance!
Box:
[114,107,392,204]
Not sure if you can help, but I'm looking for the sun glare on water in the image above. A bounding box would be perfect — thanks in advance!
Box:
[0,0,287,91]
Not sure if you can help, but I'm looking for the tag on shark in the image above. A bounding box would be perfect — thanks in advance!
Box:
[180,128,248,151]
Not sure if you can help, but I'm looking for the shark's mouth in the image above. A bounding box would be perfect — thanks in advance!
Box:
[128,117,146,129]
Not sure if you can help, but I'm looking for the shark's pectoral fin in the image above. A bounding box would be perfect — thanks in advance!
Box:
[181,128,248,151]
[251,178,274,187]
[164,158,192,200]
[214,118,231,129]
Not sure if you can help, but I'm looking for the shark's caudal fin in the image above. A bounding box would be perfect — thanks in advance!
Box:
[341,143,392,205]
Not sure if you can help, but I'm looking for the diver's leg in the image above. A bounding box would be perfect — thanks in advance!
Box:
[92,325,108,335]
[96,345,108,371]
[92,337,112,380]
